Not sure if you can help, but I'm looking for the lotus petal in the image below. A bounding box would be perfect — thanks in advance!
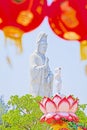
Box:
[41,97,48,106]
[58,98,70,112]
[39,102,46,114]
[69,113,78,122]
[52,94,62,106]
[40,115,45,122]
[69,112,77,117]
[67,116,73,121]
[54,114,60,121]
[58,112,69,117]
[45,113,55,123]
[67,95,75,105]
[70,100,78,113]
[45,98,57,113]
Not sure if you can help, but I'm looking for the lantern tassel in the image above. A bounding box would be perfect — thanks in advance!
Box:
[80,40,87,60]
[3,26,24,53]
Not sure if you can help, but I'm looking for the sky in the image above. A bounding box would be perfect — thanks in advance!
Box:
[0,0,87,105]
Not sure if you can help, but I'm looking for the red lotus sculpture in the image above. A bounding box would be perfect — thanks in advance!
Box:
[39,94,79,130]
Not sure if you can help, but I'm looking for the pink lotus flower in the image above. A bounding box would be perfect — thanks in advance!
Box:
[39,95,79,124]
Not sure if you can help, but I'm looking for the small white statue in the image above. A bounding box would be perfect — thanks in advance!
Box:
[54,67,62,95]
[30,32,53,97]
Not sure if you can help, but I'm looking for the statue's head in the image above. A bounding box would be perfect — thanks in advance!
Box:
[54,67,61,79]
[36,32,48,55]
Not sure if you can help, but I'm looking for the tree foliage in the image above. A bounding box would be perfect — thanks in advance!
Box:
[68,103,87,130]
[0,96,8,125]
[76,104,87,128]
[0,94,50,130]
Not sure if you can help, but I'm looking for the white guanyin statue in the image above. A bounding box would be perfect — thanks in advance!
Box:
[29,32,53,97]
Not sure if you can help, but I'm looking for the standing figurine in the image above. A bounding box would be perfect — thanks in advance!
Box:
[54,67,62,95]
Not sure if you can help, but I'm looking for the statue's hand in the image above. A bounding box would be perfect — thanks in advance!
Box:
[43,58,49,70]
[45,57,49,66]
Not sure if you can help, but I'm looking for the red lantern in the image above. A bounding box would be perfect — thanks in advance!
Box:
[0,0,47,51]
[48,0,87,60]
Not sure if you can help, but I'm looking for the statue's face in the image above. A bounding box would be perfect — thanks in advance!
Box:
[38,43,47,54]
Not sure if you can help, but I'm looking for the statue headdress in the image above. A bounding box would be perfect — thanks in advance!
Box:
[36,32,48,44]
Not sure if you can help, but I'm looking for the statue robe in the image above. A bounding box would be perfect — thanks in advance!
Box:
[30,51,53,97]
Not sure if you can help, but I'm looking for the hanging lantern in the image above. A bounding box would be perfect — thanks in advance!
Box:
[48,0,87,60]
[0,0,47,51]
